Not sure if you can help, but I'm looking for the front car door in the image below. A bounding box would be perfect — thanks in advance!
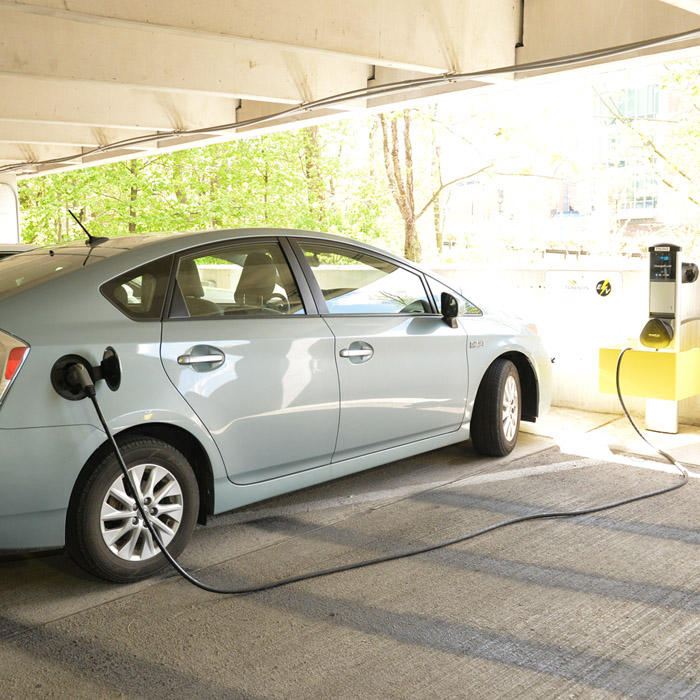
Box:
[160,238,339,484]
[292,239,468,462]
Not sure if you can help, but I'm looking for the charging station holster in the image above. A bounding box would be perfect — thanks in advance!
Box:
[640,318,674,349]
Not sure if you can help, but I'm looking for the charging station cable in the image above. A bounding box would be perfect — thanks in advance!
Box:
[74,347,687,594]
[614,347,691,480]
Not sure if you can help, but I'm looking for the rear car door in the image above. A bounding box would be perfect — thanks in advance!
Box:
[159,238,340,484]
[293,239,468,462]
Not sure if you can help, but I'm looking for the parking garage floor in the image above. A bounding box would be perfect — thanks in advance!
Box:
[2,408,700,699]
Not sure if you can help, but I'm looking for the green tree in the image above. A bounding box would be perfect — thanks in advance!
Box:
[18,122,394,246]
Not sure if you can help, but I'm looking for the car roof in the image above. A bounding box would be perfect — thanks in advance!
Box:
[19,228,419,270]
[0,227,459,307]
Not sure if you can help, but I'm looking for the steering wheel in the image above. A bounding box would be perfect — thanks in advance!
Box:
[264,293,291,314]
[399,299,430,314]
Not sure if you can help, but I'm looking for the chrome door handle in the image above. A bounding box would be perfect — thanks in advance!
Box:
[339,348,373,358]
[339,341,374,364]
[178,354,224,365]
[177,345,225,371]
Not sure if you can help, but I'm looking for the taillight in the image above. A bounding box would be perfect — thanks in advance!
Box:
[5,346,27,380]
[0,331,29,407]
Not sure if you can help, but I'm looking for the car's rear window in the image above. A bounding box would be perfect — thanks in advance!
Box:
[0,248,108,301]
[0,236,155,302]
[101,256,173,320]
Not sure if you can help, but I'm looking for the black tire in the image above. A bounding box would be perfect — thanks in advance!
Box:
[470,359,521,457]
[66,437,199,583]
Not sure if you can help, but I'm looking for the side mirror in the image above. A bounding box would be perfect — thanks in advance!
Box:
[441,292,464,328]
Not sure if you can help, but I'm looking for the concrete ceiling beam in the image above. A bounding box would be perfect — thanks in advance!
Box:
[656,0,700,15]
[1,0,520,75]
[518,0,700,69]
[0,75,241,131]
[0,5,373,104]
[0,122,161,148]
[0,134,233,173]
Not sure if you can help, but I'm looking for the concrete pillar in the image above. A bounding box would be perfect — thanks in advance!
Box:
[0,175,20,243]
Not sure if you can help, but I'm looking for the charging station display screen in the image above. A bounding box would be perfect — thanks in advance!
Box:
[650,249,676,280]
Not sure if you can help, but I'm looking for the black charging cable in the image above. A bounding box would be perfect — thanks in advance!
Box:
[77,346,688,594]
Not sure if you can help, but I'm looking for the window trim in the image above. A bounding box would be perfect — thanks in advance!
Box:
[279,237,318,315]
[163,237,317,321]
[424,274,483,317]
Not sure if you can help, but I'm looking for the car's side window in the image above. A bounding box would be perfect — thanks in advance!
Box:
[102,256,173,320]
[298,242,432,315]
[171,242,304,318]
[426,277,482,315]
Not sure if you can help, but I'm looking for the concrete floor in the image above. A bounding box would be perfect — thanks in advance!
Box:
[2,408,700,699]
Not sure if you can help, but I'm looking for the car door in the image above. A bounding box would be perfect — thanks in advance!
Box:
[293,239,468,462]
[160,238,340,485]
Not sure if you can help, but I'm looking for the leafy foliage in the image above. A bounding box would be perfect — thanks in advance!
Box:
[22,62,700,263]
[18,121,396,250]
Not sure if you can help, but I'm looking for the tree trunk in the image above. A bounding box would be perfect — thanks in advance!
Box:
[379,110,422,261]
[404,217,421,262]
[127,163,138,233]
[129,186,137,233]
[432,141,444,253]
[428,104,444,254]
[304,126,326,225]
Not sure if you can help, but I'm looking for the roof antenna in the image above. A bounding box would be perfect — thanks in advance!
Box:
[68,210,109,247]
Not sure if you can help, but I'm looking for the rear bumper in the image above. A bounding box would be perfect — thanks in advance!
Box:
[0,424,101,549]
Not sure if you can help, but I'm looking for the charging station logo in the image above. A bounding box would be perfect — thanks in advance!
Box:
[596,279,612,297]
[564,279,590,292]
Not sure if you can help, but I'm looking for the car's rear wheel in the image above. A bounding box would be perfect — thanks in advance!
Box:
[470,358,521,457]
[66,437,199,583]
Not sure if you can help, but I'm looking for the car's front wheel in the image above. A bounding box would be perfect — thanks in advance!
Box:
[470,358,521,457]
[66,437,199,583]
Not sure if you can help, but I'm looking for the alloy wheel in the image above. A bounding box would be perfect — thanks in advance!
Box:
[100,462,184,562]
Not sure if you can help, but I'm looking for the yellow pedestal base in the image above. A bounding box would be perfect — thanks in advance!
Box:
[599,344,700,400]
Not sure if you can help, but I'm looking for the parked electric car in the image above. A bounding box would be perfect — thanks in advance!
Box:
[0,228,551,582]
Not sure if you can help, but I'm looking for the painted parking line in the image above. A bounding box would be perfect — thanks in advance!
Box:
[595,452,700,478]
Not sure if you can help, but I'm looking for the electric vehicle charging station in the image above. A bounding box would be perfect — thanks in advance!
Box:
[599,243,700,433]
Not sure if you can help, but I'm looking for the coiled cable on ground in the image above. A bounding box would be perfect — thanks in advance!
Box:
[89,346,688,594]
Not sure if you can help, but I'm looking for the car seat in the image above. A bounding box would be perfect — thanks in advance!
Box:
[177,258,221,317]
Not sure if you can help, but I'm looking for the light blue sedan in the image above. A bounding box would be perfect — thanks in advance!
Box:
[0,228,551,582]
